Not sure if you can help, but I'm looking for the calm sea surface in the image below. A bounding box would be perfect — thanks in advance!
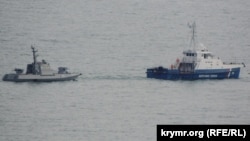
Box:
[1,0,250,140]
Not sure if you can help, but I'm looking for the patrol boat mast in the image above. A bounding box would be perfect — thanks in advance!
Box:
[189,22,197,49]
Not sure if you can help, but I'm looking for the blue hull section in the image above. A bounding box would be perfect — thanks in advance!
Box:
[146,67,240,80]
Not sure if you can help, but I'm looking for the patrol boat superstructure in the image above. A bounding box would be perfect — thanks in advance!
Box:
[3,46,81,82]
[146,23,245,80]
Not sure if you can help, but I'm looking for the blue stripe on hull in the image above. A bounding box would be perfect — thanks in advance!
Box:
[146,67,240,80]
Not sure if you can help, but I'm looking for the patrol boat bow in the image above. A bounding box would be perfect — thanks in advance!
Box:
[3,46,81,82]
[146,23,245,80]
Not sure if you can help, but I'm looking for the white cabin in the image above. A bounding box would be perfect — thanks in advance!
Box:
[180,45,242,70]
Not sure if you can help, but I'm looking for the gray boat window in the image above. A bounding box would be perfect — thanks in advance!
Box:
[204,54,208,59]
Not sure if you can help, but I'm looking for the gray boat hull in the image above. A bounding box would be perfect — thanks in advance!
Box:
[2,73,81,82]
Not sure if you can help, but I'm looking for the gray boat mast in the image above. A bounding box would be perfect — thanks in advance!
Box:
[31,45,39,74]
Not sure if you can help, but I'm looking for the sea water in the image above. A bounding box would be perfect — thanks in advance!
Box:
[0,0,250,140]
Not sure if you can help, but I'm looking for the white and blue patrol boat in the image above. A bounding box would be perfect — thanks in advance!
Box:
[3,46,82,82]
[146,23,245,80]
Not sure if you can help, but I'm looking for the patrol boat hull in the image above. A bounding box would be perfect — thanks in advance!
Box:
[146,67,240,80]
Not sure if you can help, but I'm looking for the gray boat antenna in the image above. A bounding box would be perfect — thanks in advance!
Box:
[31,45,38,65]
[31,45,39,74]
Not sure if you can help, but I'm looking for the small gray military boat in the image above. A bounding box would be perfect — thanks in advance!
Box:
[3,46,81,82]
